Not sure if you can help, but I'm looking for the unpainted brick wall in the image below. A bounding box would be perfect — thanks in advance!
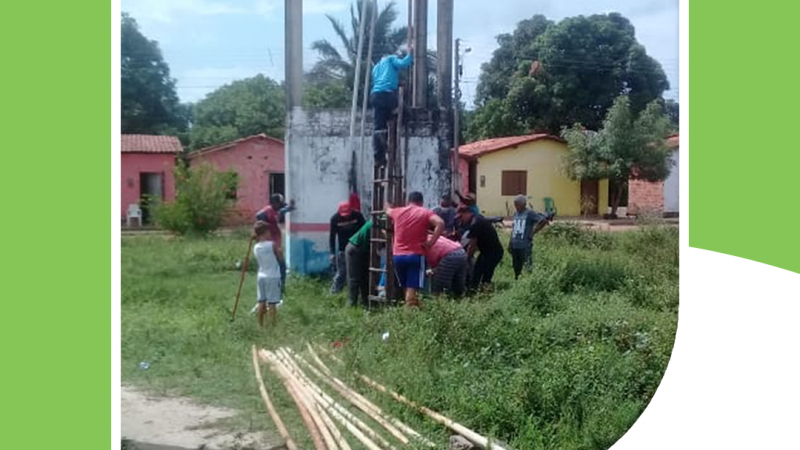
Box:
[628,179,664,215]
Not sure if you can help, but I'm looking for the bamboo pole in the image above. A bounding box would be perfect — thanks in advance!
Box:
[266,351,340,450]
[357,374,513,450]
[306,345,436,447]
[260,349,328,450]
[251,346,299,450]
[295,347,435,447]
[276,348,397,450]
[269,350,385,450]
[313,399,351,450]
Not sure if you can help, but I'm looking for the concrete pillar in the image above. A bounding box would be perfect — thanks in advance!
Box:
[436,0,453,111]
[285,0,303,109]
[412,0,428,107]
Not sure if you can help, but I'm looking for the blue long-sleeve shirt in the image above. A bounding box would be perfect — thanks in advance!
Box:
[371,53,413,94]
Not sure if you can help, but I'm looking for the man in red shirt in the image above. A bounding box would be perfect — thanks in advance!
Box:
[425,235,468,298]
[386,191,445,307]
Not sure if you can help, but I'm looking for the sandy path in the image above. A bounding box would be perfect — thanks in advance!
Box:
[122,385,281,450]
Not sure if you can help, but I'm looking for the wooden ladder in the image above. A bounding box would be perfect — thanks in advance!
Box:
[368,86,406,307]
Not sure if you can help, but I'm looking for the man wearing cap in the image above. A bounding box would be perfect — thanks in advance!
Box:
[456,205,504,291]
[509,194,552,279]
[432,194,457,239]
[329,201,366,294]
[386,191,445,307]
[370,45,414,167]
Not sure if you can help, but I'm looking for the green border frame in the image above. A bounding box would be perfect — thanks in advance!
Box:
[1,1,111,448]
[689,2,800,274]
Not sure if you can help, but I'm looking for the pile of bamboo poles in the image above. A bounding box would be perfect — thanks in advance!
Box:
[251,343,515,450]
[252,344,433,450]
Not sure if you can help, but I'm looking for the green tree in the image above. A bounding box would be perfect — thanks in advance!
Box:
[562,95,674,217]
[469,13,669,140]
[121,13,188,135]
[189,75,285,150]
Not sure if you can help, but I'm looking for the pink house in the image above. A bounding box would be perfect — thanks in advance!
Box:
[188,134,285,223]
[121,134,182,225]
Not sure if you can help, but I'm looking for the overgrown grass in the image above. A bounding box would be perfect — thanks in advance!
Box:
[122,222,678,450]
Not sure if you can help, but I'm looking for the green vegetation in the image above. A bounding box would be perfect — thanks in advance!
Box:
[152,162,237,235]
[122,223,678,450]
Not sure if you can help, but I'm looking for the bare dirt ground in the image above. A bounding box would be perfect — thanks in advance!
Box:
[122,385,280,450]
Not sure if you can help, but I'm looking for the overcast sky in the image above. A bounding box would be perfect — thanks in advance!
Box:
[122,0,678,108]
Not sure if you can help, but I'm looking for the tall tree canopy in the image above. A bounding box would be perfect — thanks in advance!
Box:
[468,13,669,140]
[562,95,674,216]
[121,13,188,135]
[189,75,285,150]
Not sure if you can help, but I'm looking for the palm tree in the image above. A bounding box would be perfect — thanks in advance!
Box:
[308,1,438,108]
[310,1,408,88]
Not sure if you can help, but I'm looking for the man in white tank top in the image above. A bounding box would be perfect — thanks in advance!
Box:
[253,221,283,327]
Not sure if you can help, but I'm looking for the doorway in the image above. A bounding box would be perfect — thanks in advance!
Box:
[268,172,285,198]
[140,172,164,225]
[580,180,599,216]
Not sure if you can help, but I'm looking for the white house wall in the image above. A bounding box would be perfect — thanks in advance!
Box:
[285,107,451,275]
[664,148,679,213]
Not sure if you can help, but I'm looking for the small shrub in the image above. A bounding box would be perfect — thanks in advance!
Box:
[153,162,236,235]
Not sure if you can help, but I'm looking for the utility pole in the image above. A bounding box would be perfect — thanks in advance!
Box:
[452,38,462,194]
[284,0,302,109]
[412,0,428,107]
[436,0,453,111]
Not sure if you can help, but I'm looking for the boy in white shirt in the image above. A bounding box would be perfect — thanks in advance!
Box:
[253,221,284,327]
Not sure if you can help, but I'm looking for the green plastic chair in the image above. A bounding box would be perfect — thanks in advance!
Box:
[544,197,557,215]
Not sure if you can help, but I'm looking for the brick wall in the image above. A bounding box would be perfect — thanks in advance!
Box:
[628,179,664,216]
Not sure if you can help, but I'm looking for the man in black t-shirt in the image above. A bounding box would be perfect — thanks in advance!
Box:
[456,205,504,291]
[329,201,366,294]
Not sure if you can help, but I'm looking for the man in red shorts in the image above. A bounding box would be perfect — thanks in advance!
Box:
[386,191,445,307]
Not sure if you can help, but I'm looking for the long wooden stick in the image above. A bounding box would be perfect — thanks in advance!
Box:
[306,345,435,447]
[260,350,328,450]
[276,349,396,450]
[314,401,352,450]
[357,374,514,450]
[274,351,387,450]
[251,346,298,450]
[269,352,341,450]
[294,348,435,447]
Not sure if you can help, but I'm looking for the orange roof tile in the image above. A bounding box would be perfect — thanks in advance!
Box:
[189,134,284,158]
[458,134,565,158]
[121,134,183,154]
[667,134,679,148]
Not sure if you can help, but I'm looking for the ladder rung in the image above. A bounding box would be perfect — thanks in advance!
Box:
[373,179,390,183]
[369,268,386,273]
[370,238,386,243]
[371,210,386,215]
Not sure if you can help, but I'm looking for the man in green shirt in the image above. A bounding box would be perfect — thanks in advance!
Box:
[345,220,372,307]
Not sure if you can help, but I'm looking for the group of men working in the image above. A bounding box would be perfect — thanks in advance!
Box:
[329,192,553,308]
[250,45,552,310]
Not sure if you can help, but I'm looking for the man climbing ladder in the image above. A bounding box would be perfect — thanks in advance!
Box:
[370,45,413,167]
